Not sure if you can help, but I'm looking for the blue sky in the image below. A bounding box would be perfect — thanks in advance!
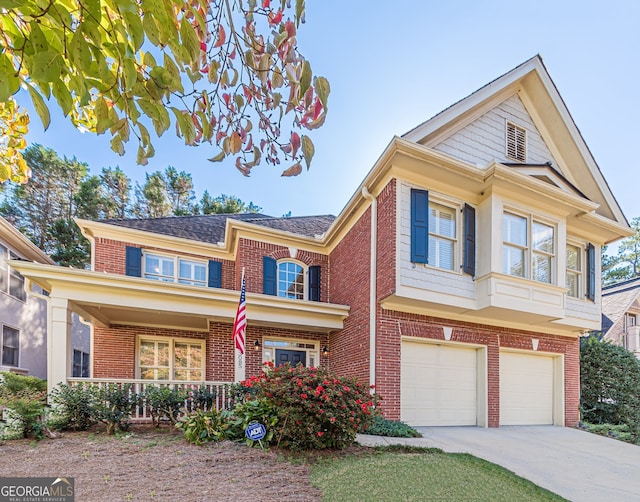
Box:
[22,1,640,227]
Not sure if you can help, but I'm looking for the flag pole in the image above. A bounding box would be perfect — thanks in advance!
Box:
[233,267,246,382]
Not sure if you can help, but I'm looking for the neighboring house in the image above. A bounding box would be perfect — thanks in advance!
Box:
[12,56,632,427]
[0,217,91,380]
[0,217,52,378]
[601,277,640,358]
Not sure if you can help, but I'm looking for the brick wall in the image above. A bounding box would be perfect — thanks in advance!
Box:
[93,325,207,379]
[328,206,372,383]
[236,238,329,300]
[94,238,129,274]
[93,322,329,382]
[376,309,580,427]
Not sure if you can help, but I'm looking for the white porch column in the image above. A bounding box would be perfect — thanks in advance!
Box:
[48,297,72,395]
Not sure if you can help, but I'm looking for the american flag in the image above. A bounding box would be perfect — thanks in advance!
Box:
[232,273,247,354]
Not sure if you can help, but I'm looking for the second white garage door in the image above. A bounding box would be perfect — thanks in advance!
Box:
[401,341,478,426]
[500,351,555,425]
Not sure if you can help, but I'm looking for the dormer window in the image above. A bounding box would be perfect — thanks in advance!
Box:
[506,122,526,162]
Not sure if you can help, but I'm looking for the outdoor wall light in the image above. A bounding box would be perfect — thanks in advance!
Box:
[322,346,329,357]
[253,340,261,351]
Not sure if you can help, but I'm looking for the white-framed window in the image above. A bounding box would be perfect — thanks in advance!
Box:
[566,244,582,298]
[0,245,26,301]
[2,325,19,367]
[506,122,526,162]
[624,314,637,333]
[532,221,554,283]
[429,202,457,270]
[262,338,319,368]
[72,350,90,378]
[137,336,204,381]
[144,253,207,287]
[178,259,207,286]
[502,211,555,283]
[503,213,527,278]
[278,260,306,299]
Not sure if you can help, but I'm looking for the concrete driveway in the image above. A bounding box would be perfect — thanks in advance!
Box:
[357,426,640,501]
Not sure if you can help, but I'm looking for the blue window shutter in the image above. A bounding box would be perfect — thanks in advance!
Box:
[208,260,222,288]
[586,243,596,301]
[263,256,277,295]
[125,246,142,277]
[463,203,476,276]
[411,189,429,263]
[309,265,321,301]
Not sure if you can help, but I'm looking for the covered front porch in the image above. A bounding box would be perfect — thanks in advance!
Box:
[11,262,350,396]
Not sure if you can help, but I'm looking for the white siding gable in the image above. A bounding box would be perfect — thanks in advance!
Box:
[433,94,556,167]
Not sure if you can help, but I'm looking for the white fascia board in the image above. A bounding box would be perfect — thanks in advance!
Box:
[0,217,55,264]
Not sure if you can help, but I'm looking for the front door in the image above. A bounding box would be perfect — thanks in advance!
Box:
[275,349,306,367]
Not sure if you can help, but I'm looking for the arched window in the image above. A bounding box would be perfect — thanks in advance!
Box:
[278,260,306,299]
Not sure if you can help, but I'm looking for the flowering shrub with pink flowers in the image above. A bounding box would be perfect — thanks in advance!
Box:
[240,362,377,450]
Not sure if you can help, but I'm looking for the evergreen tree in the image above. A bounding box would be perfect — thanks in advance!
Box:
[603,217,640,285]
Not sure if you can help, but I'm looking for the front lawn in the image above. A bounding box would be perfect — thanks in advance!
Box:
[311,447,565,501]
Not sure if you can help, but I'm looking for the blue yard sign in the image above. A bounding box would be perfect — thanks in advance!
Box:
[245,422,266,441]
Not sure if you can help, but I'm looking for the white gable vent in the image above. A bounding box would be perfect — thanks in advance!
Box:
[506,122,526,162]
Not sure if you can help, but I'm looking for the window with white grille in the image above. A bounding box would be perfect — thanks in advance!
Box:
[506,122,526,162]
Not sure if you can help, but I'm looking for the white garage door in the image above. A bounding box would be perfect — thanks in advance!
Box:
[500,351,554,425]
[401,341,477,426]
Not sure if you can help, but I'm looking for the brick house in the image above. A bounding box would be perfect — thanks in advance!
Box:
[12,56,631,427]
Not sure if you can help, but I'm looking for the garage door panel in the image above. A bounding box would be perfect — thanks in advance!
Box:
[401,342,478,426]
[500,351,555,426]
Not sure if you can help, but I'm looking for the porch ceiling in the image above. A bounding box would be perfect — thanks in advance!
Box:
[12,262,350,333]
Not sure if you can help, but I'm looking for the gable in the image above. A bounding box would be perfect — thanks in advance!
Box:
[433,94,558,168]
[402,56,629,226]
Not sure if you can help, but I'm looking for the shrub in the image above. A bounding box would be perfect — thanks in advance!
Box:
[94,384,139,435]
[0,372,47,439]
[580,336,640,436]
[241,363,377,450]
[223,397,279,445]
[362,415,422,438]
[176,409,228,445]
[187,385,217,412]
[47,384,99,431]
[143,386,188,427]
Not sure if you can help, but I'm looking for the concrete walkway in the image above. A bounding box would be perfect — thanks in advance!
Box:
[357,426,640,502]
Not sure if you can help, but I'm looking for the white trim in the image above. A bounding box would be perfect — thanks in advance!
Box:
[498,348,565,426]
[502,208,558,285]
[400,336,488,427]
[1,323,20,369]
[276,258,308,300]
[136,335,206,381]
[261,336,320,368]
[506,120,527,162]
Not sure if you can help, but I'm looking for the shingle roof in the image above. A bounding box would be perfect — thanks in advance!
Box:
[100,213,335,244]
[601,277,640,334]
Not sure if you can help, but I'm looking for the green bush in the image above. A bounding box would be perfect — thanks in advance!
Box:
[580,422,637,444]
[187,385,217,412]
[143,386,188,427]
[580,337,640,437]
[241,363,377,450]
[223,397,279,445]
[0,372,47,439]
[176,409,228,445]
[362,415,422,438]
[94,384,139,435]
[48,384,99,431]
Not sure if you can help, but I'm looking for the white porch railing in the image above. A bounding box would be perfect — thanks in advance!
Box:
[66,378,235,422]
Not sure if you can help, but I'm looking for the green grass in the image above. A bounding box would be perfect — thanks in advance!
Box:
[311,448,566,501]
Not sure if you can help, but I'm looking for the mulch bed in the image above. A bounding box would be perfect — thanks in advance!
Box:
[0,425,370,501]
